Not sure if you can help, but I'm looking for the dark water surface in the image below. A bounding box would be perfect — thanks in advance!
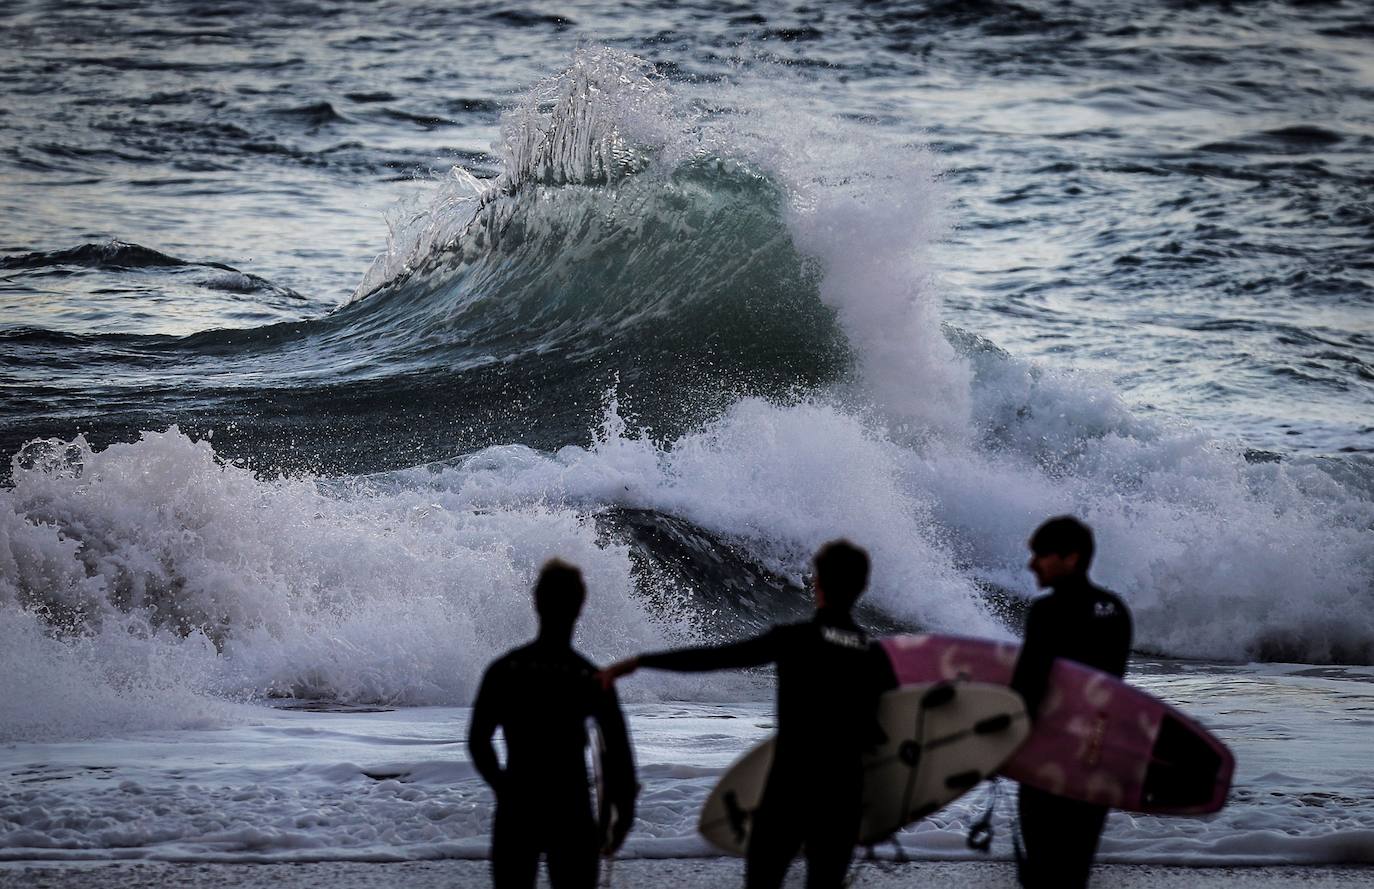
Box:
[3,0,1371,461]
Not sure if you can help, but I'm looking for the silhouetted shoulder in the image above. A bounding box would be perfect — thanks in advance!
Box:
[1092,586,1129,618]
[478,648,516,682]
[485,642,535,675]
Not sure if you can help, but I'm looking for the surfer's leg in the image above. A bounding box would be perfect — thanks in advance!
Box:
[545,812,599,889]
[745,806,802,889]
[797,781,860,889]
[1018,787,1106,888]
[800,812,859,888]
[1015,785,1050,887]
[491,803,540,889]
[1058,800,1108,888]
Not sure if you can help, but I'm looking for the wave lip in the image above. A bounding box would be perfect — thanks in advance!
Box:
[351,48,677,302]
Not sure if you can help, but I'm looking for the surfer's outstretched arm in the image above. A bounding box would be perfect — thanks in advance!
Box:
[600,629,782,686]
[638,629,781,671]
[467,664,505,792]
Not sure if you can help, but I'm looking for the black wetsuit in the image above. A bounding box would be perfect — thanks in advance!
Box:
[468,635,635,889]
[637,609,897,889]
[1010,576,1132,889]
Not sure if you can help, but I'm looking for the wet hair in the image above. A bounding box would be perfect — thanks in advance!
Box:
[534,559,586,631]
[813,539,870,611]
[1030,516,1095,568]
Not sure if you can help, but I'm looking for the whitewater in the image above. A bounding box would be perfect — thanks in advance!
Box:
[2,0,1373,875]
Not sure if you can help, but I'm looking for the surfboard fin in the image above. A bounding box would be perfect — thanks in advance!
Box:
[973,713,1013,734]
[723,790,750,845]
[921,683,956,709]
[945,769,982,791]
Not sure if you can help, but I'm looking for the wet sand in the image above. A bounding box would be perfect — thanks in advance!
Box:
[2,860,1371,888]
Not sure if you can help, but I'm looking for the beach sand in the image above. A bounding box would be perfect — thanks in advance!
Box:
[2,860,1370,888]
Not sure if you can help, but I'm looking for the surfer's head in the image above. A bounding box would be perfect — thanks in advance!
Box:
[534,558,586,638]
[812,539,869,612]
[1028,516,1094,588]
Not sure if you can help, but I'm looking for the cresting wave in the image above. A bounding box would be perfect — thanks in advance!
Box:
[0,52,864,467]
[2,51,1373,742]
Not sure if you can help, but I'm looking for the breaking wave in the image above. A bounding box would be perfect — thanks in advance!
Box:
[2,50,1372,741]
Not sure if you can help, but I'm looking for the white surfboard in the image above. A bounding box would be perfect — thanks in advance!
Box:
[586,719,612,850]
[698,682,1029,854]
[586,718,634,854]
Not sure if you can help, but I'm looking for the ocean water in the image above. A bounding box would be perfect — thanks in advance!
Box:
[2,0,1372,869]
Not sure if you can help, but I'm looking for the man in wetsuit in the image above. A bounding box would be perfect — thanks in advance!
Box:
[1010,516,1132,889]
[468,560,636,889]
[600,539,897,889]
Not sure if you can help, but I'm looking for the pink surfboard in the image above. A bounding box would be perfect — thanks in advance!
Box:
[881,634,1234,814]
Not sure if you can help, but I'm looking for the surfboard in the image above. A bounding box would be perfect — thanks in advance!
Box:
[858,681,1029,844]
[880,633,1235,814]
[698,736,773,855]
[585,719,634,854]
[698,682,1029,855]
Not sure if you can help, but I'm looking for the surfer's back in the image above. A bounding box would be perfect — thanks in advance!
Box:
[473,638,605,794]
[770,614,896,776]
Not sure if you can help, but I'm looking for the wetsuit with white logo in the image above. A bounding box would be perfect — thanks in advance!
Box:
[1011,577,1132,889]
[468,637,635,889]
[636,609,897,889]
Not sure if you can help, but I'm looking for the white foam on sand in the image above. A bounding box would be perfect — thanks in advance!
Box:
[2,667,1372,867]
[0,860,1371,889]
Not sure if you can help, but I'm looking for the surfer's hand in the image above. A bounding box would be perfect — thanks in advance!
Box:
[597,657,639,689]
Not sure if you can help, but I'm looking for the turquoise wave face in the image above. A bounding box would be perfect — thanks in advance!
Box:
[0,159,853,474]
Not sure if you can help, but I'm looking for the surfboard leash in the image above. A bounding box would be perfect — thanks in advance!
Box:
[897,708,925,823]
[1010,790,1029,885]
[966,777,1002,853]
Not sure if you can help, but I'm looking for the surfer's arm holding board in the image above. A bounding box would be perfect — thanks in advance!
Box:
[593,679,639,853]
[1009,599,1056,721]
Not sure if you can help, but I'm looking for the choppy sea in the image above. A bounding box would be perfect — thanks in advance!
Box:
[2,0,1372,869]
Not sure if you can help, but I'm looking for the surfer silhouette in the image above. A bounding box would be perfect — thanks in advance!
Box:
[1011,516,1133,889]
[600,540,897,889]
[468,560,637,889]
